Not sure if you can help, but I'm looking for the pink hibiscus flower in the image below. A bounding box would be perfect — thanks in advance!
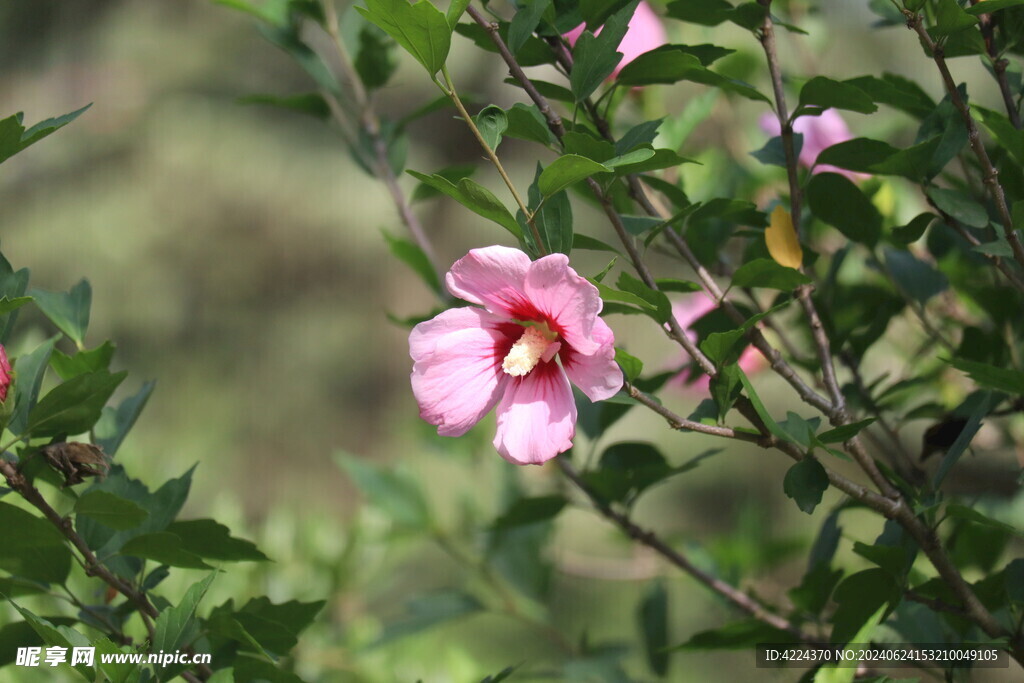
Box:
[671,294,765,392]
[759,109,864,181]
[410,246,623,465]
[0,345,10,403]
[564,0,667,77]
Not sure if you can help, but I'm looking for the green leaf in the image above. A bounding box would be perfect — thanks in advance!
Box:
[473,105,508,152]
[817,418,877,444]
[538,155,612,196]
[407,171,522,238]
[0,502,72,584]
[883,248,948,304]
[376,590,484,645]
[10,335,59,436]
[523,163,574,256]
[335,453,431,530]
[238,92,331,119]
[926,186,988,228]
[508,0,553,54]
[783,457,829,514]
[50,341,115,381]
[933,391,994,487]
[570,0,638,100]
[153,573,217,655]
[30,279,91,347]
[92,380,156,456]
[615,348,643,382]
[74,490,149,530]
[446,0,471,27]
[620,50,768,101]
[798,76,877,114]
[0,296,30,316]
[639,581,670,676]
[0,105,91,165]
[674,618,798,650]
[120,532,214,569]
[830,568,899,644]
[616,272,671,323]
[730,258,810,290]
[584,442,676,505]
[738,369,792,442]
[845,73,936,119]
[492,495,566,529]
[807,173,882,245]
[28,369,127,438]
[234,596,325,653]
[818,604,887,683]
[949,358,1024,395]
[356,0,451,75]
[930,0,979,37]
[664,0,735,26]
[76,465,195,577]
[7,604,92,681]
[966,0,1024,14]
[750,133,803,168]
[891,212,934,245]
[211,0,290,26]
[355,25,398,90]
[504,103,556,146]
[167,519,270,561]
[382,231,441,295]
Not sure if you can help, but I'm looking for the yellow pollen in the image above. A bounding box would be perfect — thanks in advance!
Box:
[502,327,553,377]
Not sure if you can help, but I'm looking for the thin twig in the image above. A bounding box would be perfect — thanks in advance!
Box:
[0,460,211,682]
[970,0,1022,129]
[320,0,443,277]
[906,10,1024,269]
[557,457,819,643]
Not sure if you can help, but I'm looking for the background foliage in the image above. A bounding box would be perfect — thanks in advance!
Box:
[1,0,1024,681]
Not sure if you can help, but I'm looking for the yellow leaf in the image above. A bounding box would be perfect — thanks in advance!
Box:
[766,205,803,270]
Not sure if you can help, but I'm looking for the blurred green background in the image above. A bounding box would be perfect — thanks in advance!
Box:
[2,1,1022,681]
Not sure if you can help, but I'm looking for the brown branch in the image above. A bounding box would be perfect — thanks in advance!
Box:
[906,10,1024,269]
[320,0,443,279]
[0,460,211,682]
[970,0,1022,129]
[557,457,819,644]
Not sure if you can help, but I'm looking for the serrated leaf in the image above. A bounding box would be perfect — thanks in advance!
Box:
[473,105,508,152]
[120,532,214,569]
[50,341,115,381]
[356,0,451,75]
[153,573,217,655]
[783,457,829,514]
[92,380,155,456]
[28,369,126,438]
[817,418,877,444]
[167,519,270,561]
[30,279,91,347]
[10,335,59,436]
[0,502,72,584]
[615,348,643,382]
[0,105,91,165]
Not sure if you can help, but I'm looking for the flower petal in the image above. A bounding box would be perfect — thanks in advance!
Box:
[445,246,533,319]
[523,253,602,355]
[493,362,576,465]
[411,309,514,437]
[561,317,623,402]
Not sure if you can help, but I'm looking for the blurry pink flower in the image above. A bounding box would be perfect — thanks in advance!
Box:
[759,109,864,181]
[565,0,667,77]
[671,294,765,392]
[0,345,10,403]
[410,246,623,465]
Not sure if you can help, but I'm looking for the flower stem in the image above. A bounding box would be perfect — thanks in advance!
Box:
[439,66,546,255]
